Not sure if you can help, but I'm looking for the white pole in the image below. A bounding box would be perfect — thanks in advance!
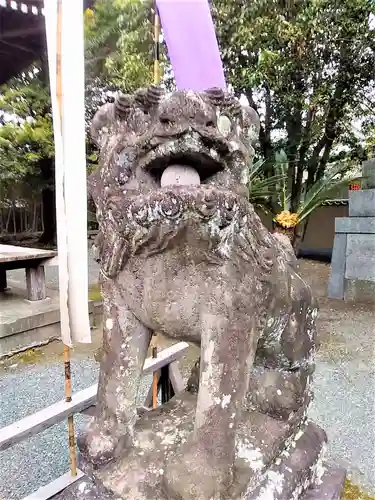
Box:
[61,0,91,344]
[45,0,91,346]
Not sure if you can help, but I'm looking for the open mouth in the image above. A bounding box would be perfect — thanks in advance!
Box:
[146,152,225,187]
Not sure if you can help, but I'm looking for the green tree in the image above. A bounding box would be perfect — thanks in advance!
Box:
[212,0,375,211]
[0,0,155,241]
[0,71,56,242]
[85,0,154,92]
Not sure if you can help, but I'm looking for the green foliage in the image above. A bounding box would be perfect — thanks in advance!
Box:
[273,150,361,223]
[85,0,154,92]
[212,0,375,210]
[0,0,156,208]
[0,73,54,190]
[248,158,286,212]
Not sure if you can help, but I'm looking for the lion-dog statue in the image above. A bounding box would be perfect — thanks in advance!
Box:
[75,86,335,500]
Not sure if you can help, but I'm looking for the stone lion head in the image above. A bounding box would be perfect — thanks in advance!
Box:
[88,86,268,278]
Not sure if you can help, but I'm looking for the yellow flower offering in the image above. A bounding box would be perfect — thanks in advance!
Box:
[85,8,94,18]
[274,210,299,229]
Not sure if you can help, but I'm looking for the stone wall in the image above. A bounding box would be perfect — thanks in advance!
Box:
[328,159,375,303]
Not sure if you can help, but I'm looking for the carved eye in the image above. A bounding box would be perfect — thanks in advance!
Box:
[217,114,232,137]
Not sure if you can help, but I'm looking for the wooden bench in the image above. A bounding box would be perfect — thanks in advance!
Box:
[0,244,57,301]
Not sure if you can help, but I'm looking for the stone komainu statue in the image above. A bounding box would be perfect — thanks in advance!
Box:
[65,86,343,500]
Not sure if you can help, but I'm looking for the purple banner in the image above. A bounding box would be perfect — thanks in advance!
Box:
[156,0,226,91]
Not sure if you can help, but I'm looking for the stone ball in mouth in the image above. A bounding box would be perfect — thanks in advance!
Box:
[161,164,201,187]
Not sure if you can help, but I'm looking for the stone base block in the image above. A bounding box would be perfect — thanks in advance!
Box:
[346,234,375,282]
[349,189,375,217]
[362,159,375,190]
[53,464,346,500]
[302,465,346,500]
[54,392,343,500]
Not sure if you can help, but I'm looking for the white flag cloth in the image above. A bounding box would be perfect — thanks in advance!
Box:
[45,0,91,345]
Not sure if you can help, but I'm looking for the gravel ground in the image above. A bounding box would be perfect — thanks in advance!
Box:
[298,260,375,495]
[0,338,158,500]
[0,257,374,499]
[0,356,100,500]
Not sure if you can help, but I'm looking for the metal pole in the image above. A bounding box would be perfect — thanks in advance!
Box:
[56,0,77,476]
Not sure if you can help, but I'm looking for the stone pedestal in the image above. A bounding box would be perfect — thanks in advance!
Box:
[55,392,345,500]
[328,160,375,302]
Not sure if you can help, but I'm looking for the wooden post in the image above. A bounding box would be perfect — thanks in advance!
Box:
[0,266,7,292]
[56,0,77,477]
[153,2,161,84]
[25,264,46,301]
[152,345,159,409]
[151,0,161,410]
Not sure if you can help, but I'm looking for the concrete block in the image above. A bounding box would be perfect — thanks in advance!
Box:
[362,159,375,189]
[335,217,375,234]
[349,190,375,217]
[328,234,347,299]
[345,234,375,281]
[0,289,99,357]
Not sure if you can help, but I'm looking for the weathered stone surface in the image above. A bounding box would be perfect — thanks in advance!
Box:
[84,392,319,500]
[302,465,346,500]
[329,159,375,302]
[53,478,119,499]
[73,86,340,500]
[362,159,375,189]
[345,234,375,281]
[335,217,375,234]
[348,189,375,217]
[57,392,331,500]
[328,234,347,300]
[55,462,346,500]
[246,423,327,499]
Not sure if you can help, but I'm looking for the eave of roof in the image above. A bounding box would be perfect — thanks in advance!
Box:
[0,0,93,84]
[322,199,349,206]
[0,0,44,16]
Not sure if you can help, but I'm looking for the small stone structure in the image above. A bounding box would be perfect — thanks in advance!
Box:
[57,86,345,500]
[328,159,375,303]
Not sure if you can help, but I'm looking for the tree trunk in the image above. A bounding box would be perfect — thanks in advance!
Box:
[38,158,56,245]
[292,218,310,255]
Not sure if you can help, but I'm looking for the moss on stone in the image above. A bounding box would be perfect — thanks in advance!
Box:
[344,479,375,500]
[4,347,46,366]
[88,283,102,301]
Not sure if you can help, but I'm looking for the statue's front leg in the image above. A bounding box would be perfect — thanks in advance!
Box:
[164,311,258,500]
[78,281,152,466]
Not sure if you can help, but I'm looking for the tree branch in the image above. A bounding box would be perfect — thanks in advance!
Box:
[246,87,273,163]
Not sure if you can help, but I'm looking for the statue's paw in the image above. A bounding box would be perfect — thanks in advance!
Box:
[77,419,130,468]
[163,441,231,500]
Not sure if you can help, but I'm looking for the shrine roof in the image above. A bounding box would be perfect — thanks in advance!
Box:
[0,0,92,84]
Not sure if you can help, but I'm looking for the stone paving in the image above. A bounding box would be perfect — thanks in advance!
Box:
[0,258,374,499]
